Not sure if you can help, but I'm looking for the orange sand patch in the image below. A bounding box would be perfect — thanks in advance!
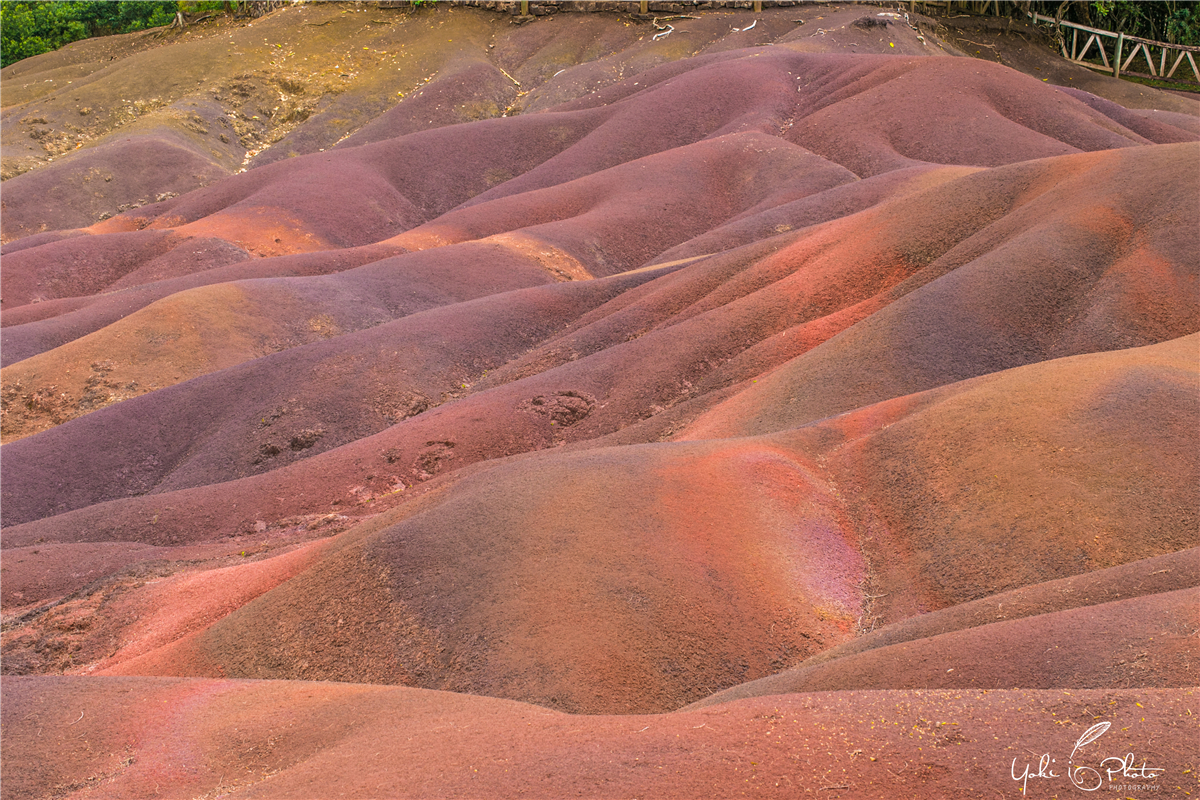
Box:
[176,206,330,258]
[2,283,287,441]
[90,540,328,675]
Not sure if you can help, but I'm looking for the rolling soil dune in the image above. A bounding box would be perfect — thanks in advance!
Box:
[692,548,1200,705]
[3,678,1196,800]
[2,3,1197,798]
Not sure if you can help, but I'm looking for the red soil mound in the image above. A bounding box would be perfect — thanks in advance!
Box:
[694,563,1200,704]
[118,437,866,713]
[0,270,669,525]
[1,229,178,309]
[682,143,1199,439]
[5,336,1190,719]
[6,141,1194,527]
[2,677,1195,800]
[0,242,402,363]
[3,5,1197,796]
[0,133,232,242]
[706,546,1200,684]
[0,237,564,440]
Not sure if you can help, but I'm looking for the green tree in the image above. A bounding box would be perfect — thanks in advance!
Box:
[1042,1,1200,45]
[1,1,177,68]
[76,1,178,35]
[1,2,87,67]
[1162,2,1200,45]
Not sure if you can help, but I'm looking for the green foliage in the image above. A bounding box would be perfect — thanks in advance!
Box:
[1092,0,1200,45]
[1164,4,1200,46]
[74,1,177,35]
[1,1,178,68]
[178,1,234,15]
[1028,1,1200,46]
[1,2,87,67]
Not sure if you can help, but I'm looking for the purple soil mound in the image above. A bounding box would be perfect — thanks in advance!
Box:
[2,6,1197,797]
[0,132,231,242]
[0,243,400,361]
[1,273,660,525]
[5,338,1192,720]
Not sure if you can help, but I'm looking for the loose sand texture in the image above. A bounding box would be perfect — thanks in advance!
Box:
[2,3,1197,798]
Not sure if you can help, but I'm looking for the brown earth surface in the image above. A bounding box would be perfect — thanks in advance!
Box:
[3,678,1197,800]
[2,3,1198,799]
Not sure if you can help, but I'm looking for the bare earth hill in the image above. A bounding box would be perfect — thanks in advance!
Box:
[2,3,1198,799]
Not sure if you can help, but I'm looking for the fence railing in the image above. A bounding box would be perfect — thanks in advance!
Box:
[1025,10,1200,84]
[904,2,1199,86]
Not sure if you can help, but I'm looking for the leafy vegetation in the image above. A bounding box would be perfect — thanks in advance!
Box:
[1,1,174,67]
[1026,1,1200,46]
[0,1,242,68]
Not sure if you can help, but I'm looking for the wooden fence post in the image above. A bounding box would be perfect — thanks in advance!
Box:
[640,0,647,13]
[1113,32,1124,78]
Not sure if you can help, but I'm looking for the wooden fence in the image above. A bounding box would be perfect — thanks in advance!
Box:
[900,2,1198,86]
[1024,10,1200,84]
